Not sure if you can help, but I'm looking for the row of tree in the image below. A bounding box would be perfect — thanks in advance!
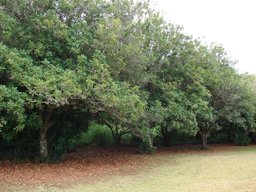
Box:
[1,0,256,159]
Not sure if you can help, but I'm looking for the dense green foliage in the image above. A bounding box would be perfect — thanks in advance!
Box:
[0,0,256,159]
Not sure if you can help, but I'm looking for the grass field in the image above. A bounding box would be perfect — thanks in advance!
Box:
[1,145,256,192]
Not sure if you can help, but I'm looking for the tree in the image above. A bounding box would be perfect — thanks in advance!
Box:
[0,0,146,158]
[0,43,87,157]
[97,83,146,146]
[1,0,255,159]
[191,44,256,148]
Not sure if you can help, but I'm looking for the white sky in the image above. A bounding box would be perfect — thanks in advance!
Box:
[153,0,256,74]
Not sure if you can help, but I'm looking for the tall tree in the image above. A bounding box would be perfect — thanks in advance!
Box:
[0,0,145,158]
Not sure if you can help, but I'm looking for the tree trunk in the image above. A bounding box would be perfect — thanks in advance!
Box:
[227,127,232,143]
[201,134,208,149]
[148,136,153,148]
[161,127,172,146]
[40,126,48,158]
[109,125,130,146]
[110,127,120,146]
[38,108,55,158]
[112,132,122,146]
[163,135,170,146]
[146,129,154,153]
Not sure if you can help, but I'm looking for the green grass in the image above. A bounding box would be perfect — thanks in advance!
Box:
[2,146,256,192]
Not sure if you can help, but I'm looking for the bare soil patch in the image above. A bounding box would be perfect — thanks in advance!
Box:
[0,144,253,187]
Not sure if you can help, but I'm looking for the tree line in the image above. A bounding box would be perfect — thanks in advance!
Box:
[0,0,256,160]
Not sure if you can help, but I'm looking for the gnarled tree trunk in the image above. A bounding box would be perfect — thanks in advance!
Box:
[161,127,173,146]
[106,122,129,146]
[40,126,48,158]
[111,128,122,146]
[39,108,55,158]
[200,131,210,150]
[146,128,154,152]
[202,134,208,149]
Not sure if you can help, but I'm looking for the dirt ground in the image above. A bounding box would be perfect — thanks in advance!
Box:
[0,144,250,187]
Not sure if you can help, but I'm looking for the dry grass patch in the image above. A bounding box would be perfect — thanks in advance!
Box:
[1,145,256,192]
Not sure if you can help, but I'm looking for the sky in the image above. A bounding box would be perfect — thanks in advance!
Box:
[153,0,256,74]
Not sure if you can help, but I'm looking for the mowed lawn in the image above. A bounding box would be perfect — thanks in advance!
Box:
[1,145,256,192]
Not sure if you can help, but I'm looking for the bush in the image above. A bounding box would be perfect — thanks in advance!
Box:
[77,123,114,146]
[121,133,141,146]
[208,132,228,144]
[138,141,157,154]
[0,113,40,161]
[171,131,199,145]
[233,128,250,146]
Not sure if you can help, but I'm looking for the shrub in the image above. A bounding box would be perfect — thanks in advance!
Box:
[121,133,141,146]
[233,128,250,146]
[138,141,157,154]
[78,123,114,146]
[208,132,228,144]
